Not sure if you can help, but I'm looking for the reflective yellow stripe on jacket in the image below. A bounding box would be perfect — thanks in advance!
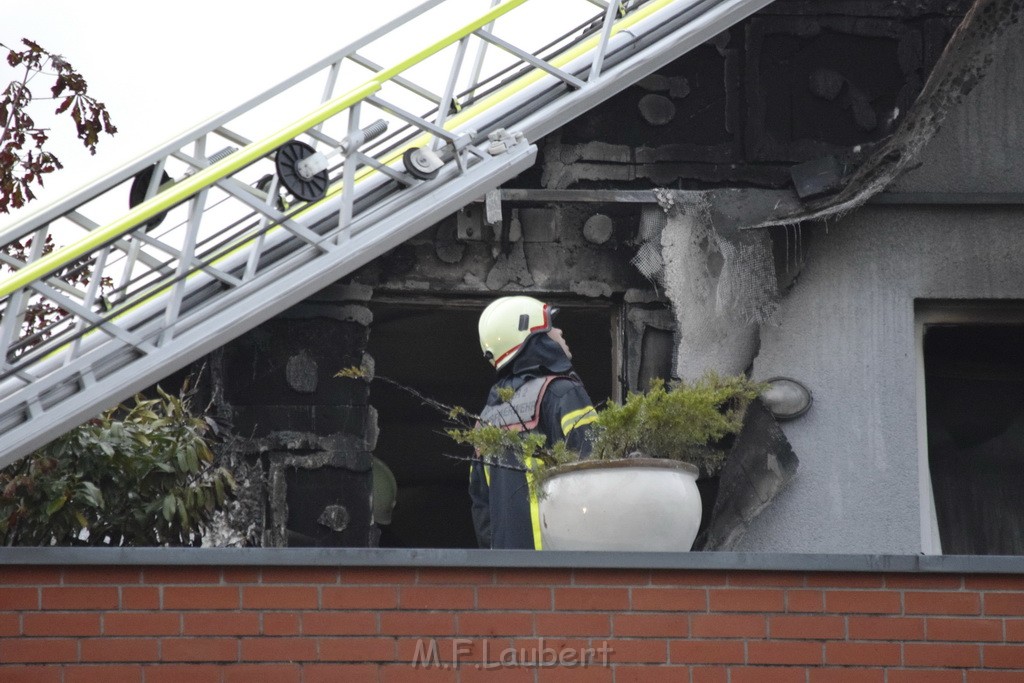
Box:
[560,406,597,436]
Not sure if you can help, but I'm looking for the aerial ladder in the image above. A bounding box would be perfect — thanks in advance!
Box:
[0,0,774,465]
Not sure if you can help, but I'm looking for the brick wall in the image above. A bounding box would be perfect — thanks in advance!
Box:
[2,564,1023,681]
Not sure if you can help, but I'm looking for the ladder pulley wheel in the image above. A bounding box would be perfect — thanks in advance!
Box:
[275,140,329,202]
[403,148,440,180]
[128,165,174,230]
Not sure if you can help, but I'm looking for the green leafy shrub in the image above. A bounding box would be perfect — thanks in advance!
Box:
[0,386,235,546]
[340,365,763,476]
[588,374,764,473]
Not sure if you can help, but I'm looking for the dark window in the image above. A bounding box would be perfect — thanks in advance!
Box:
[367,300,615,549]
[924,324,1024,555]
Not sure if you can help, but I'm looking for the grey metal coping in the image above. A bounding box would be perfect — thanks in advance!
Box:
[1,548,1023,574]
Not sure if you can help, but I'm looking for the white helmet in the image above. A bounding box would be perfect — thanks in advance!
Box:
[478,296,555,370]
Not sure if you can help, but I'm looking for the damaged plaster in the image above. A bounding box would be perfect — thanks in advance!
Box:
[658,192,779,381]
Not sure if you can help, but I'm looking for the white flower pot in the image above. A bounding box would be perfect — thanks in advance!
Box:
[538,458,702,552]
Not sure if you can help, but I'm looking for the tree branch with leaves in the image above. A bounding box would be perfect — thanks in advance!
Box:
[1,38,116,213]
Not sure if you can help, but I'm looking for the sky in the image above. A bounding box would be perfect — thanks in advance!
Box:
[2,0,593,232]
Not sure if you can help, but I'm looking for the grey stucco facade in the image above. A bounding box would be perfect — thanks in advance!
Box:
[742,20,1024,553]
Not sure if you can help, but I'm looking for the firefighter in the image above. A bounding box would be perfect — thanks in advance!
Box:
[470,296,598,549]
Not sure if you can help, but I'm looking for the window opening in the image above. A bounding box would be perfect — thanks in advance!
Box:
[367,299,615,548]
[923,320,1024,554]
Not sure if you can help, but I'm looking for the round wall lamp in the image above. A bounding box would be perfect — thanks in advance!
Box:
[761,377,813,420]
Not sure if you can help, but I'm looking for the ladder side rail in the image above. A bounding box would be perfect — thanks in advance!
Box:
[0,0,450,245]
[0,142,537,464]
[0,0,541,301]
[0,0,654,382]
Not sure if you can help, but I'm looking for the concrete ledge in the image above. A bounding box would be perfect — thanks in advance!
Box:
[1,547,1022,574]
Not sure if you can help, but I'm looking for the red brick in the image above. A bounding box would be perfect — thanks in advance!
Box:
[691,614,766,638]
[884,574,962,590]
[889,672,963,683]
[807,573,883,589]
[536,664,613,683]
[0,587,39,610]
[121,586,160,610]
[728,572,806,587]
[966,576,1024,590]
[164,586,239,610]
[62,567,142,585]
[692,666,729,683]
[400,586,476,610]
[747,640,823,665]
[709,588,785,612]
[318,637,396,662]
[417,568,494,585]
[669,640,745,664]
[379,612,457,636]
[599,638,665,663]
[142,567,222,585]
[631,587,706,611]
[23,611,100,636]
[0,665,61,682]
[905,642,981,667]
[302,610,377,636]
[824,642,901,666]
[141,664,222,683]
[825,590,901,614]
[182,612,261,636]
[259,567,340,584]
[322,585,398,609]
[1006,619,1024,641]
[262,612,301,636]
[905,590,980,615]
[242,586,318,610]
[600,665,688,683]
[222,663,302,683]
[651,570,728,586]
[968,672,1024,682]
[458,665,537,683]
[809,669,884,683]
[104,612,180,636]
[847,616,925,640]
[786,589,824,613]
[64,664,143,682]
[458,612,533,636]
[986,593,1024,616]
[0,637,78,663]
[378,662,462,682]
[927,617,1003,641]
[0,567,61,585]
[614,613,687,637]
[730,667,808,683]
[554,587,629,611]
[573,569,650,586]
[338,567,418,585]
[769,615,844,639]
[477,586,551,610]
[534,612,610,637]
[493,569,573,586]
[304,664,380,683]
[160,637,238,662]
[984,644,1024,668]
[0,613,18,636]
[221,567,261,584]
[239,637,317,662]
[41,586,118,611]
[81,637,159,663]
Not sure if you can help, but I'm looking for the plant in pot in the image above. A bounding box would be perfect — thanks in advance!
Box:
[338,366,763,552]
[446,372,764,552]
